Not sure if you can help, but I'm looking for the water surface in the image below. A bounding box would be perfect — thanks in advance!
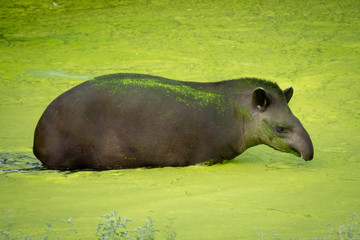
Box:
[1,0,359,239]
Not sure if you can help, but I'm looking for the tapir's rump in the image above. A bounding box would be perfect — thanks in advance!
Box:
[33,73,313,170]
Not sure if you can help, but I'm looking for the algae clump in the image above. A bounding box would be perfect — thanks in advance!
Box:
[92,75,228,110]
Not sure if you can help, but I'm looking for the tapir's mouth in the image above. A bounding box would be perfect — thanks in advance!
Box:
[291,147,301,158]
[291,146,314,161]
[269,144,312,161]
[269,145,300,158]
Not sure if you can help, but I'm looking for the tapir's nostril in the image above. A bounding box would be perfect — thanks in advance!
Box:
[302,153,313,161]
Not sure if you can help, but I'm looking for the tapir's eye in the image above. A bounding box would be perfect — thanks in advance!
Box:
[276,126,286,133]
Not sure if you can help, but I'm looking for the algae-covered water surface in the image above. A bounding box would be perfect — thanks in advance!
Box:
[1,0,359,239]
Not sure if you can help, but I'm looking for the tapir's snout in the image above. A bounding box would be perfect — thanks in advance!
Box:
[293,127,314,161]
[301,142,313,161]
[301,139,313,161]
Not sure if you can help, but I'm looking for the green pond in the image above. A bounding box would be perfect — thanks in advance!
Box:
[1,0,359,239]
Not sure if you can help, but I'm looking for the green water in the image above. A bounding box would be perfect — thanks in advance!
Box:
[1,0,359,239]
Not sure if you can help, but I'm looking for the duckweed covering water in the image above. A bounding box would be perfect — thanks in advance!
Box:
[1,0,359,239]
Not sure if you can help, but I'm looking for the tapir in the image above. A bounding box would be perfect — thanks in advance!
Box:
[33,73,313,170]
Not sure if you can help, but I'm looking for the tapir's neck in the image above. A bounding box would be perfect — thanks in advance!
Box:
[242,114,261,149]
[233,89,263,152]
[184,80,261,153]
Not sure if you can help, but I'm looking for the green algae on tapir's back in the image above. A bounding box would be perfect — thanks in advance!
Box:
[89,74,284,118]
[91,73,228,110]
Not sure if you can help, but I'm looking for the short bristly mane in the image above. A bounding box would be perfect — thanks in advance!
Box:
[229,77,280,90]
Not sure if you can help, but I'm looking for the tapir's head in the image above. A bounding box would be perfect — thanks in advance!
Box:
[247,84,313,161]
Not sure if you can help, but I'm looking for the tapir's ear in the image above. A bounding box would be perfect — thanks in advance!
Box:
[252,87,269,112]
[283,86,294,103]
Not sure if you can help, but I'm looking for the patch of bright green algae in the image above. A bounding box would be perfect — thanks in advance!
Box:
[92,76,227,109]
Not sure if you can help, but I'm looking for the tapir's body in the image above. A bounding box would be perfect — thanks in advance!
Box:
[34,73,313,170]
